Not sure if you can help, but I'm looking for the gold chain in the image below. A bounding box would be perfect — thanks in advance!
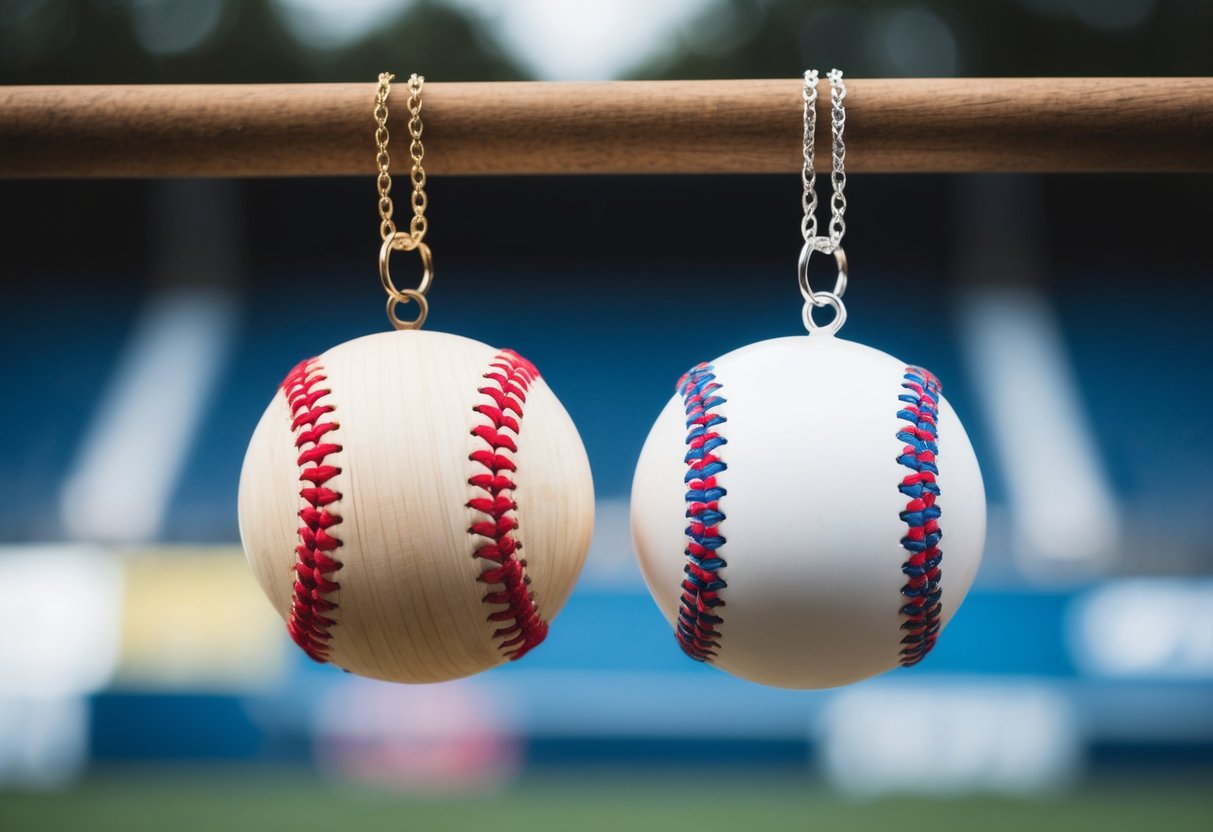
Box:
[375,72,433,330]
[405,74,428,243]
[374,73,395,240]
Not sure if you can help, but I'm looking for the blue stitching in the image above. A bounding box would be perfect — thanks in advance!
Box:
[675,363,729,662]
[895,367,944,667]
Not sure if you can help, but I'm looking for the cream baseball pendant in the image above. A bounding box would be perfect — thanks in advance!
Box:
[631,70,987,689]
[239,74,594,684]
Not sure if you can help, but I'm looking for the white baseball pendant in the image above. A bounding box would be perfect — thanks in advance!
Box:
[631,335,985,688]
[239,330,594,683]
[630,68,985,688]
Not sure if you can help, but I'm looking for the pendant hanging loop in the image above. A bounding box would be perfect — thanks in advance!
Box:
[799,68,848,335]
[802,290,847,335]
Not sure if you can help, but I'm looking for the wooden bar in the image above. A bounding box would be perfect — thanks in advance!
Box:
[1,78,1210,177]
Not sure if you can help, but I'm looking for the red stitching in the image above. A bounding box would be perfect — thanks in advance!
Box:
[281,357,344,663]
[674,363,728,662]
[896,367,944,667]
[467,349,548,660]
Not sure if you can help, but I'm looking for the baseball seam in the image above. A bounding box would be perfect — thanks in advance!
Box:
[895,366,944,666]
[282,357,345,663]
[675,363,729,662]
[467,349,548,660]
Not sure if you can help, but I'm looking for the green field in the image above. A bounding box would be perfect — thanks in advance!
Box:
[2,770,1211,832]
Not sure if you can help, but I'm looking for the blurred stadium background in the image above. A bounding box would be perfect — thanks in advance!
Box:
[2,1,1211,830]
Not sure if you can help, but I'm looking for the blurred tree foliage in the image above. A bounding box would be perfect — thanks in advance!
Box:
[639,0,1213,79]
[2,1,1209,85]
[0,0,528,84]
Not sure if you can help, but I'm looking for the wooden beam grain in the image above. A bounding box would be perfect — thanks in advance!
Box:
[1,78,1210,177]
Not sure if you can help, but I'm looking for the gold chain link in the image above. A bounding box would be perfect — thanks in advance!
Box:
[375,72,433,330]
[374,72,395,240]
[405,74,428,243]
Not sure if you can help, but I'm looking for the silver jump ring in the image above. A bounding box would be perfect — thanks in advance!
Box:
[797,237,848,305]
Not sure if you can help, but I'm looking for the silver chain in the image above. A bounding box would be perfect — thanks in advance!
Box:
[799,68,849,336]
[826,68,847,249]
[800,69,820,242]
[801,69,847,249]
